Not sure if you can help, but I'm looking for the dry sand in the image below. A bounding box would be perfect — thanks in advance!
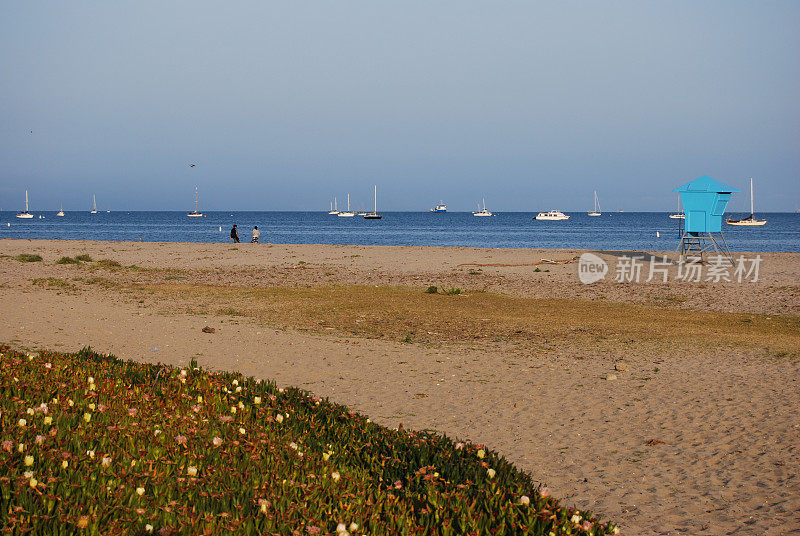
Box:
[1,239,799,535]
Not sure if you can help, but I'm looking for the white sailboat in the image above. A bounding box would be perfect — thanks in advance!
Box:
[669,194,684,219]
[337,194,355,217]
[727,177,766,226]
[56,204,65,217]
[187,186,204,217]
[16,190,34,218]
[328,198,339,215]
[588,190,601,216]
[472,198,493,216]
[364,185,382,219]
[90,195,98,214]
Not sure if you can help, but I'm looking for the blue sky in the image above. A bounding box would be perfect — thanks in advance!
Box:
[1,2,798,211]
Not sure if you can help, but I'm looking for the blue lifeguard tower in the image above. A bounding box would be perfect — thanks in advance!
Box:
[673,175,739,260]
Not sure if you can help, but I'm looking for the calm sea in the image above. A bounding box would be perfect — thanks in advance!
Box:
[1,211,798,252]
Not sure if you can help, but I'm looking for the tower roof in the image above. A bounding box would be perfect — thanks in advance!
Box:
[673,175,740,193]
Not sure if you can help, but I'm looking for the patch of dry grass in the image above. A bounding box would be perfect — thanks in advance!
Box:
[128,283,800,357]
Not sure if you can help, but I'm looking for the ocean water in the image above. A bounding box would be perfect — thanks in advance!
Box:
[1,211,798,252]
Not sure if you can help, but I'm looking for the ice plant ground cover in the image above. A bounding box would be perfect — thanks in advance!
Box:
[0,346,619,535]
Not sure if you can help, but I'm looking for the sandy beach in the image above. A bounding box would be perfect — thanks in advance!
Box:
[1,239,799,535]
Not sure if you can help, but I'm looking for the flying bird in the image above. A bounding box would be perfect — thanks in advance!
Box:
[189,163,196,167]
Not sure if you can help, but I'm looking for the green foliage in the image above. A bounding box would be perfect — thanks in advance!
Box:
[443,287,462,295]
[15,253,42,262]
[96,259,122,268]
[0,345,617,535]
[75,254,93,262]
[425,285,438,294]
[55,256,80,265]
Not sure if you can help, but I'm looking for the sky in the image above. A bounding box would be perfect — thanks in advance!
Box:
[1,1,798,212]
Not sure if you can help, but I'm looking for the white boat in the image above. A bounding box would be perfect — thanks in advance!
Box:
[430,201,447,212]
[337,193,356,217]
[187,186,204,217]
[56,204,65,217]
[328,198,339,215]
[16,190,34,218]
[535,210,570,221]
[90,194,98,214]
[472,198,493,216]
[727,177,766,226]
[364,185,382,219]
[588,190,601,216]
[668,213,685,219]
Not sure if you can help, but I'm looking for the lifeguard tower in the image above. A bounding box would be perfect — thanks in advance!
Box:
[673,175,739,261]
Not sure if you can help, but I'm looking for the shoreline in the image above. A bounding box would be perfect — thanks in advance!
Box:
[2,239,799,534]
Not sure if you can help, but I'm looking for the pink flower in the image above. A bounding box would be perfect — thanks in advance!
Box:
[1,440,12,452]
[44,362,52,369]
[35,435,45,445]
[306,526,321,534]
[212,437,223,447]
[539,487,551,498]
[191,405,201,413]
[582,521,593,531]
[175,435,187,445]
[97,404,108,412]
[394,480,403,489]
[127,408,138,417]
[219,415,233,423]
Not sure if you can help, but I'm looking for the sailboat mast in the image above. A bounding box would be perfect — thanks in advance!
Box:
[750,178,754,216]
[25,190,29,212]
[195,186,199,212]
[374,185,377,212]
[347,193,350,211]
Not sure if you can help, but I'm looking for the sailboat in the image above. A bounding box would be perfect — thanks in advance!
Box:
[328,198,339,215]
[337,194,355,217]
[364,185,382,219]
[187,186,204,217]
[56,204,65,217]
[90,195,98,214]
[16,190,34,218]
[669,194,685,219]
[472,198,493,216]
[727,178,766,226]
[588,190,601,216]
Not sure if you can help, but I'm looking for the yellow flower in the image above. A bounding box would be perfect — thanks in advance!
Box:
[131,460,136,467]
[62,460,69,469]
[477,449,485,459]
[331,471,341,482]
[197,395,203,403]
[88,403,96,411]
[101,457,112,467]
[350,523,359,532]
[24,455,34,466]
[29,478,38,488]
[87,376,94,384]
[187,466,198,477]
[43,416,52,425]
[17,444,25,453]
[87,450,95,459]
[18,419,26,427]
[253,396,261,404]
[136,487,145,496]
[323,452,331,461]
[238,401,244,410]
[26,408,35,416]
[230,406,236,414]
[275,414,283,423]
[235,386,242,393]
[239,427,246,435]
[83,413,92,423]
[68,399,74,407]
[487,468,496,479]
[518,495,530,505]
[145,524,153,533]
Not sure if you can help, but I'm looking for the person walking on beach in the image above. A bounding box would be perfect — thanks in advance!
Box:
[230,225,240,243]
[251,226,260,243]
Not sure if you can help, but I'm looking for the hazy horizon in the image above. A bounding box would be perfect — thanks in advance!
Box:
[1,2,798,212]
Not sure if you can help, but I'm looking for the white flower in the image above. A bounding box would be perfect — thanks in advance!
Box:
[179,369,187,376]
[154,429,161,436]
[275,414,283,423]
[253,396,261,404]
[88,403,96,411]
[613,527,620,534]
[278,388,284,393]
[87,376,94,384]
[187,466,198,476]
[145,525,153,533]
[571,514,582,524]
[83,413,92,423]
[38,403,48,413]
[24,455,34,466]
[238,401,244,409]
[230,406,236,414]
[17,443,25,453]
[289,442,298,450]
[518,495,530,505]
[232,379,239,386]
[18,419,26,427]
[337,523,347,534]
[236,386,242,393]
[26,408,35,416]
[136,487,145,496]
[212,436,223,446]
[24,471,34,479]
[349,523,359,532]
[62,460,69,469]
[487,468,496,479]
[45,362,52,369]
[102,457,112,467]
[331,471,341,482]
[87,450,95,459]
[29,478,38,488]
[68,399,74,407]
[239,427,246,435]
